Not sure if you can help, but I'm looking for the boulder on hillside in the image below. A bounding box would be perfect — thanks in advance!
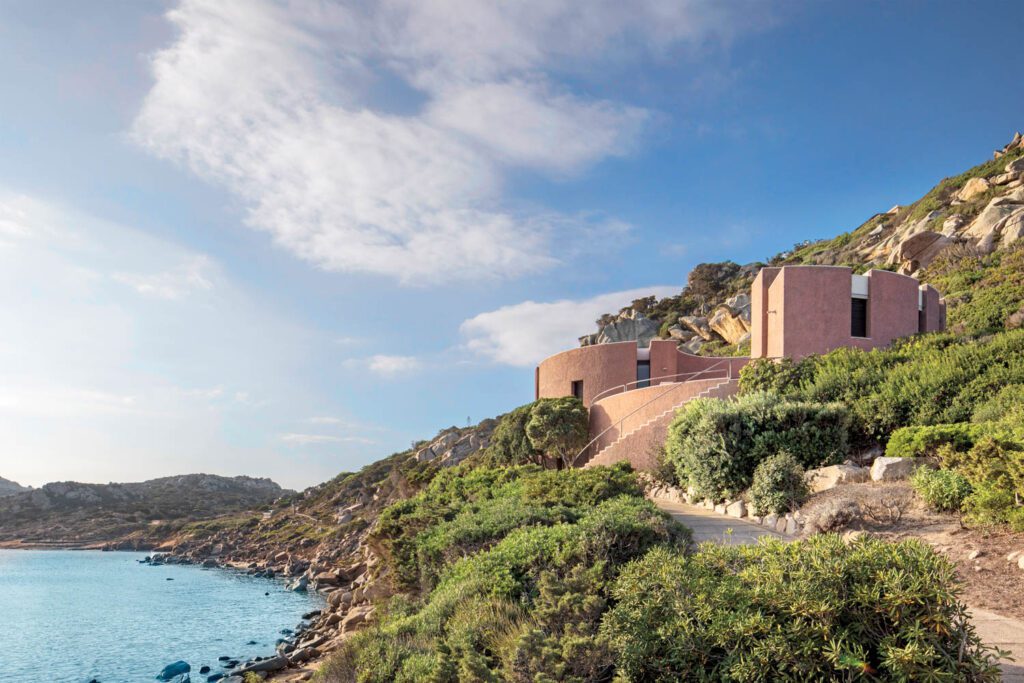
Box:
[869,457,920,482]
[708,306,750,345]
[963,188,1024,252]
[805,464,870,493]
[681,337,704,354]
[893,230,954,274]
[679,315,714,341]
[667,325,695,342]
[1007,156,1024,174]
[957,176,992,202]
[579,309,659,348]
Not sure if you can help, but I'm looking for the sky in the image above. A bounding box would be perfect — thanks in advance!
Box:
[1,0,1023,490]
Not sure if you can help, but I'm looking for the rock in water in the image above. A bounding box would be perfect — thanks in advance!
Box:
[156,660,190,681]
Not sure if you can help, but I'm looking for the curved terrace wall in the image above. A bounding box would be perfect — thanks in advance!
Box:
[586,378,725,457]
[535,341,637,407]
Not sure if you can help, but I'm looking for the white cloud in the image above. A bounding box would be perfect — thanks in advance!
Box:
[460,286,679,366]
[132,0,761,283]
[366,354,421,377]
[113,254,214,300]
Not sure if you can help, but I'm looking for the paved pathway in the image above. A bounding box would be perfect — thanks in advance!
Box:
[654,499,782,545]
[971,608,1024,683]
[653,499,1024,680]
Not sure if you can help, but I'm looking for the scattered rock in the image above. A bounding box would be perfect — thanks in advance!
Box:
[157,661,191,681]
[805,464,870,493]
[869,457,920,482]
[725,500,746,518]
[967,549,983,561]
[237,655,287,674]
[579,309,659,348]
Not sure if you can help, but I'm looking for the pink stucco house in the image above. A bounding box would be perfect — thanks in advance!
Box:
[535,266,945,470]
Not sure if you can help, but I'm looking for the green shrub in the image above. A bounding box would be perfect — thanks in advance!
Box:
[972,383,1024,423]
[737,356,815,396]
[910,466,972,512]
[370,463,645,593]
[748,452,808,515]
[479,398,589,469]
[885,423,985,459]
[665,392,849,501]
[525,397,589,468]
[963,480,1024,531]
[326,490,687,683]
[604,537,1001,682]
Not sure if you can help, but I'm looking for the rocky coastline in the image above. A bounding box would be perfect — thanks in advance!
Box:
[135,543,383,682]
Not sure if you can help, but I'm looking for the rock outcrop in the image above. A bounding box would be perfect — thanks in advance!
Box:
[707,293,752,345]
[579,309,659,348]
[0,476,29,497]
[414,420,496,466]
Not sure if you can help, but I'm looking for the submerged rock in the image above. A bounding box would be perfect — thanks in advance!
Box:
[156,660,190,681]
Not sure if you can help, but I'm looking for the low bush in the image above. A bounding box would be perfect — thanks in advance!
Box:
[370,463,644,593]
[665,392,849,501]
[910,466,972,512]
[325,492,687,683]
[964,480,1024,531]
[747,452,808,515]
[886,423,986,459]
[604,536,1001,682]
[739,330,1024,447]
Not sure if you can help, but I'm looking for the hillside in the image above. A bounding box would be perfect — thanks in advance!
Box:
[583,131,1024,355]
[0,476,29,497]
[0,474,291,547]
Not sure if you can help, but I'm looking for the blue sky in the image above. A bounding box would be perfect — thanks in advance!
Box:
[1,0,1022,490]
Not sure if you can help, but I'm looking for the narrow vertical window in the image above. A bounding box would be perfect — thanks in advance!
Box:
[851,298,868,337]
[571,380,584,400]
[636,361,651,389]
[918,308,926,333]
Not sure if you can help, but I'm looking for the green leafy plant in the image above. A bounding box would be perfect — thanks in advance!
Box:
[665,392,849,501]
[604,537,1001,682]
[748,452,808,515]
[525,397,589,469]
[910,466,972,512]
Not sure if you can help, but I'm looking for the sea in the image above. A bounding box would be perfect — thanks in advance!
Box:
[0,549,324,682]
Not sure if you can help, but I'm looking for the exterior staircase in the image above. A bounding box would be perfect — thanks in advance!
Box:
[582,378,738,470]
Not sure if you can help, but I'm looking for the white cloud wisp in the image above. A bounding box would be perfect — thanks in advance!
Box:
[460,286,680,367]
[133,0,759,284]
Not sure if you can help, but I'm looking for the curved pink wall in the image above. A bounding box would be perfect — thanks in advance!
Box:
[536,341,637,407]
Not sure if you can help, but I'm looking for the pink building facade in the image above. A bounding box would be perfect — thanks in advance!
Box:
[535,265,944,470]
[750,266,945,360]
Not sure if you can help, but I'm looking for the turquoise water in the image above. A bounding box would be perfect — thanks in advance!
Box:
[0,550,324,682]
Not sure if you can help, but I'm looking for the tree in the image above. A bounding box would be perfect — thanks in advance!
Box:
[482,404,540,466]
[526,397,590,469]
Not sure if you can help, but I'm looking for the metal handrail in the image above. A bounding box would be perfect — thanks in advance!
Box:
[571,359,733,468]
[590,362,736,404]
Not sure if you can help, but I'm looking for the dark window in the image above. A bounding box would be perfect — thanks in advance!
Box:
[571,380,584,400]
[851,298,868,337]
[918,309,926,333]
[637,361,651,389]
